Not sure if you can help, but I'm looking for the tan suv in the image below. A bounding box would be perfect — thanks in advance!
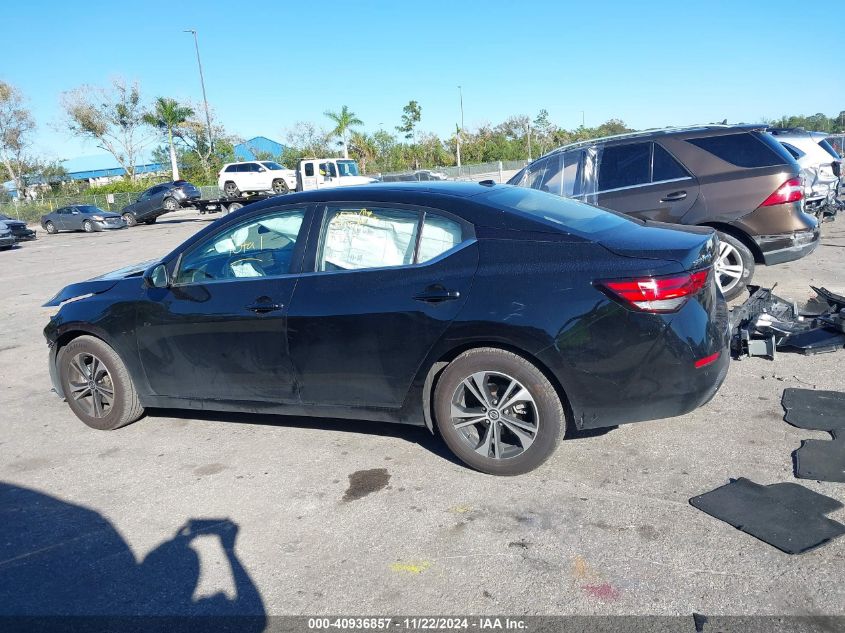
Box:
[509,124,820,299]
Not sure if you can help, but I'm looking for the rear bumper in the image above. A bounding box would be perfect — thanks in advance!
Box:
[753,228,820,265]
[540,287,731,430]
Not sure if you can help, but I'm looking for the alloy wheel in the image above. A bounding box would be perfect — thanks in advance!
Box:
[225,183,238,197]
[714,240,744,295]
[272,180,288,194]
[67,353,114,419]
[449,371,539,460]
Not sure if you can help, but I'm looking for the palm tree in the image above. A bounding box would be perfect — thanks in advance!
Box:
[143,98,194,180]
[324,106,363,159]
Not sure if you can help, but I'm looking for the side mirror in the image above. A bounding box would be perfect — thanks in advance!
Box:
[144,263,170,289]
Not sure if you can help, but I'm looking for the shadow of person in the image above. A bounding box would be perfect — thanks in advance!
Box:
[0,482,265,632]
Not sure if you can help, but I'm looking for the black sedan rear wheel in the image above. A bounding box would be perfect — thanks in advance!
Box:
[45,221,58,234]
[122,212,137,227]
[434,348,565,475]
[162,196,178,211]
[58,335,144,430]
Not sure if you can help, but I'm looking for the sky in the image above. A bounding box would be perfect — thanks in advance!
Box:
[2,0,843,162]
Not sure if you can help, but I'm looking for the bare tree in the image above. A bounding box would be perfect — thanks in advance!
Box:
[61,78,150,180]
[0,80,36,196]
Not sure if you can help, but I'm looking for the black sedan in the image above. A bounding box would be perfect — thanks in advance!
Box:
[0,214,37,241]
[40,206,126,234]
[43,183,729,475]
[120,180,201,226]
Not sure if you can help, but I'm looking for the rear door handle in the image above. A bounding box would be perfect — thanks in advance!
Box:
[661,191,687,202]
[414,288,461,303]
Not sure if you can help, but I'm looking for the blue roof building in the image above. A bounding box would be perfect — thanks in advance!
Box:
[60,153,165,181]
[234,136,285,161]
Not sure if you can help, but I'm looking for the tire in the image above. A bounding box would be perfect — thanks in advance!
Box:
[162,197,178,212]
[225,202,244,215]
[272,179,289,194]
[82,220,93,233]
[45,221,57,234]
[144,218,157,225]
[122,212,137,227]
[57,335,145,431]
[433,348,565,475]
[714,231,755,301]
[224,181,240,198]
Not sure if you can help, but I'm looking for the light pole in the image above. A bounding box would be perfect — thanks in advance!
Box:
[457,85,465,173]
[184,29,214,152]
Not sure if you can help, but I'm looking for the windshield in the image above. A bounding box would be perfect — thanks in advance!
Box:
[336,160,360,177]
[77,205,106,214]
[482,186,633,236]
[261,161,285,170]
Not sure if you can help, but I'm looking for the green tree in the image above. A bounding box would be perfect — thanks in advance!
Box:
[0,80,35,196]
[143,97,194,180]
[348,131,378,173]
[62,78,149,180]
[324,106,363,159]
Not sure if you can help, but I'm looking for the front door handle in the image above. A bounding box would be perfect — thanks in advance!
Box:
[661,191,687,202]
[246,297,284,313]
[414,287,461,303]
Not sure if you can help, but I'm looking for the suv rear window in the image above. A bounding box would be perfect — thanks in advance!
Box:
[686,132,786,168]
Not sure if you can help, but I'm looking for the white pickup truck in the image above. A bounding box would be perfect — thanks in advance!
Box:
[296,158,377,191]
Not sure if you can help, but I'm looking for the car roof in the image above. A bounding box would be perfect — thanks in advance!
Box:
[542,123,766,157]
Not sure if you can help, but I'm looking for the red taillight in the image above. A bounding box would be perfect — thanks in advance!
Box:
[761,177,803,206]
[599,269,710,313]
[694,351,721,369]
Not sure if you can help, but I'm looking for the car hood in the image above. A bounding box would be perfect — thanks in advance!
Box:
[43,259,156,307]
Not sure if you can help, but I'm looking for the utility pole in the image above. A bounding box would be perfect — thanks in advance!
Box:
[184,29,214,152]
[527,122,532,161]
[581,110,585,127]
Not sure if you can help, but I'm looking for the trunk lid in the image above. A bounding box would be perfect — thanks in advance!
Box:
[595,219,718,270]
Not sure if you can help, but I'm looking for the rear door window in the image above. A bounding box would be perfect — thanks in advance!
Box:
[319,206,420,271]
[652,144,691,181]
[686,132,786,167]
[597,142,651,191]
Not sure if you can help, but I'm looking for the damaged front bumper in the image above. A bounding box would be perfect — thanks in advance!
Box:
[730,286,845,359]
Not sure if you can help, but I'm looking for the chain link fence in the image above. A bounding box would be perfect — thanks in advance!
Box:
[0,160,530,225]
[0,186,222,224]
[376,160,527,184]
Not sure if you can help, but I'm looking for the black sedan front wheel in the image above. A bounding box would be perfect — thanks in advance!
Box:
[58,335,144,430]
[434,348,565,475]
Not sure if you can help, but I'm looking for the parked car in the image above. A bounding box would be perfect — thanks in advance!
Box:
[768,128,842,214]
[40,206,126,234]
[120,181,201,226]
[380,169,450,182]
[0,214,36,241]
[44,182,729,475]
[508,124,820,300]
[218,161,297,197]
[0,221,15,250]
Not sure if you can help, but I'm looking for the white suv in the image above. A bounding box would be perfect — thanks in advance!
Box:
[217,161,297,197]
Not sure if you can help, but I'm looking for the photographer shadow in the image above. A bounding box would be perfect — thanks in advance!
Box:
[0,481,265,631]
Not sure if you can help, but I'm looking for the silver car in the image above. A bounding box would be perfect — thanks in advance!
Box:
[41,206,126,234]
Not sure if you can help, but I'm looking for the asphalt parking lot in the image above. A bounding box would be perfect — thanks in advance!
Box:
[2,208,845,617]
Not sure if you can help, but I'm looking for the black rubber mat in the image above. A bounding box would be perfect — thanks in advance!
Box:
[782,388,845,432]
[689,477,845,554]
[795,437,845,483]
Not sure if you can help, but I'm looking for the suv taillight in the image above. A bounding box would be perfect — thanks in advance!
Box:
[598,269,710,313]
[761,177,803,206]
